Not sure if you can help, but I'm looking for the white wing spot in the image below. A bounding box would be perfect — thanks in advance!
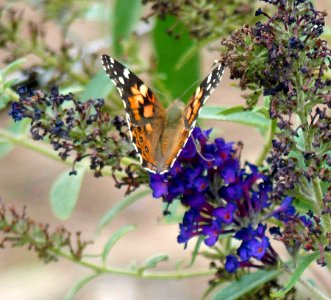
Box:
[111,79,117,85]
[123,68,130,79]
[207,73,212,84]
[118,77,125,85]
[122,100,127,108]
[207,84,212,91]
[114,71,118,75]
[140,84,148,96]
[195,86,201,97]
[110,57,115,64]
[117,87,123,97]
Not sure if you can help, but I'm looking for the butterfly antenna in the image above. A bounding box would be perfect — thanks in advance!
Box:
[176,63,221,100]
[190,132,215,162]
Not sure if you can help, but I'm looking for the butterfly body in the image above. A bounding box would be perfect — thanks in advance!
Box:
[101,54,224,174]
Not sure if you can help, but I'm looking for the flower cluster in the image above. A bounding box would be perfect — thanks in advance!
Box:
[0,200,91,263]
[150,128,296,273]
[221,0,331,199]
[142,0,255,40]
[9,86,148,194]
[219,0,331,264]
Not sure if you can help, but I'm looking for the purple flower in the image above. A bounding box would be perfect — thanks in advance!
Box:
[213,203,237,224]
[250,237,270,260]
[237,241,254,261]
[225,255,239,273]
[9,102,25,122]
[150,174,168,198]
[202,219,222,246]
[194,177,209,192]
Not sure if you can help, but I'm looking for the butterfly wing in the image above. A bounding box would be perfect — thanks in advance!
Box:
[159,63,225,171]
[184,63,225,129]
[101,54,166,173]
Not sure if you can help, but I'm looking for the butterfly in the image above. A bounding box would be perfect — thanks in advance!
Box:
[101,54,225,174]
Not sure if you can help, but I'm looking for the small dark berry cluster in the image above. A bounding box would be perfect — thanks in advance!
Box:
[0,200,91,263]
[9,86,148,194]
[220,0,331,264]
[142,0,255,40]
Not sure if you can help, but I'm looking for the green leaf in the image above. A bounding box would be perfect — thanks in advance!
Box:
[293,197,314,213]
[212,269,282,300]
[141,254,169,270]
[81,71,113,101]
[112,0,142,56]
[218,106,245,115]
[199,106,269,131]
[271,252,319,298]
[64,274,99,300]
[102,225,136,265]
[0,58,26,77]
[186,235,203,267]
[163,199,185,224]
[153,16,200,101]
[96,188,150,233]
[50,166,86,220]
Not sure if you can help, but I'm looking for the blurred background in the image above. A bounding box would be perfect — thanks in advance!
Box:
[0,0,330,299]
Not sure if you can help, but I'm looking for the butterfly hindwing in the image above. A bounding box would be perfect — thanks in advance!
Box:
[184,63,225,129]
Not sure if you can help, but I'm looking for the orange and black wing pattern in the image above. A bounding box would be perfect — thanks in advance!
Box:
[184,63,225,129]
[101,54,165,173]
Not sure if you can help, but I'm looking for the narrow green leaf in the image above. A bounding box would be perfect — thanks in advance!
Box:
[64,274,99,300]
[102,225,136,265]
[112,0,142,56]
[199,106,269,131]
[1,58,26,77]
[218,106,245,115]
[96,188,150,233]
[271,252,319,298]
[81,71,113,101]
[212,269,282,300]
[50,167,86,220]
[142,254,169,270]
[186,235,203,267]
[153,16,200,101]
[293,197,314,213]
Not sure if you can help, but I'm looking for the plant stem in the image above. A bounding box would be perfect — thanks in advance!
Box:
[296,87,331,233]
[0,128,131,179]
[255,119,277,166]
[52,248,214,279]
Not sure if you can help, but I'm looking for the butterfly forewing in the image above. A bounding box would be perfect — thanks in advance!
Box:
[184,63,225,129]
[101,54,166,173]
